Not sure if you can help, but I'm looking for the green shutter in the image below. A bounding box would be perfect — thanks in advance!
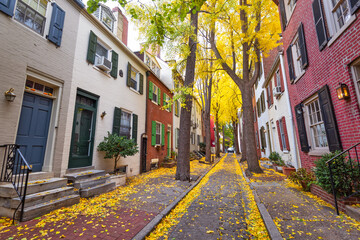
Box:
[163,93,166,107]
[113,107,122,135]
[161,123,165,146]
[127,62,131,87]
[149,81,153,100]
[158,88,161,105]
[132,114,138,144]
[139,73,144,94]
[87,31,97,64]
[151,121,156,146]
[110,50,118,78]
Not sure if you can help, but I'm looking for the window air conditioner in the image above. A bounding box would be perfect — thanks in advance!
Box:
[95,56,112,72]
[273,86,282,96]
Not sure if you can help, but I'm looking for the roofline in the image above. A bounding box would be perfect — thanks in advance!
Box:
[261,50,283,88]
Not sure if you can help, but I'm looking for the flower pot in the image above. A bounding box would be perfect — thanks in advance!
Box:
[283,167,296,177]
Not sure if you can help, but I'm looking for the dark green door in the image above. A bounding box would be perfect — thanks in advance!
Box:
[69,91,98,168]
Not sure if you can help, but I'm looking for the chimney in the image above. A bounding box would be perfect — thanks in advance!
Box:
[112,7,128,46]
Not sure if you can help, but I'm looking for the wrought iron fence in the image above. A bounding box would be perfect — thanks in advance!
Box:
[326,142,360,215]
[0,144,32,222]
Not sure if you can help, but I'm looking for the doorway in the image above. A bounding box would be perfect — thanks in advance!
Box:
[140,137,147,173]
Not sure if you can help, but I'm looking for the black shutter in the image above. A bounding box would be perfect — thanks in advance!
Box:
[110,50,118,78]
[87,31,97,64]
[139,73,144,94]
[0,0,15,16]
[349,0,360,14]
[286,46,295,82]
[295,104,310,152]
[47,3,65,47]
[312,0,328,51]
[73,0,85,8]
[132,114,138,144]
[318,85,342,152]
[127,62,131,87]
[279,0,287,31]
[297,23,308,69]
[112,107,122,136]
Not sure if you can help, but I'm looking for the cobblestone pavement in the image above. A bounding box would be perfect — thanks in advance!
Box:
[161,155,249,240]
[0,159,216,240]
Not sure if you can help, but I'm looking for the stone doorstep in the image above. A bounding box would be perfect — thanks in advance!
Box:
[0,178,68,198]
[73,176,108,189]
[13,172,55,182]
[19,195,80,222]
[80,182,115,198]
[64,170,105,183]
[65,166,95,174]
[110,174,126,187]
[10,186,75,209]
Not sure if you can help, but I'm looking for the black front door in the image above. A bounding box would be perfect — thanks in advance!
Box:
[141,137,147,173]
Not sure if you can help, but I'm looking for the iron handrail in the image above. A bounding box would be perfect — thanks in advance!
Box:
[0,144,32,222]
[326,142,360,215]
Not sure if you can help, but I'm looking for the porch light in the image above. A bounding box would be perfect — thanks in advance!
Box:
[4,88,16,102]
[337,83,350,100]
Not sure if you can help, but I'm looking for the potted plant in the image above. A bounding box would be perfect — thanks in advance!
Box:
[268,152,285,172]
[97,132,139,186]
[283,162,296,177]
[162,156,176,168]
[289,168,315,191]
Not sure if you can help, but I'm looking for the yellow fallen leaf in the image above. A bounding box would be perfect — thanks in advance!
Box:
[206,230,214,234]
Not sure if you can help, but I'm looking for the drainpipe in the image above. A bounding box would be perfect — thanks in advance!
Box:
[140,71,151,173]
[279,53,300,169]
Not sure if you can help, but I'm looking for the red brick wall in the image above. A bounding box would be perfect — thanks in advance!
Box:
[278,2,360,169]
[146,73,173,171]
[263,45,283,80]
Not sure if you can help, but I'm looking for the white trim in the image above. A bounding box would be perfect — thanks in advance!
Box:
[119,108,133,139]
[327,14,356,47]
[351,58,360,108]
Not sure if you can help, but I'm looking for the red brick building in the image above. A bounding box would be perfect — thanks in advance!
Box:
[135,51,173,172]
[274,0,360,169]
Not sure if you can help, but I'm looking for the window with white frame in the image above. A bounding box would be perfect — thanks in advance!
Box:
[291,35,304,79]
[15,0,48,35]
[101,9,114,31]
[351,60,360,107]
[275,69,281,88]
[164,94,170,111]
[330,0,351,31]
[175,128,179,148]
[145,54,161,77]
[120,111,132,139]
[284,0,297,21]
[306,98,328,149]
[191,132,195,145]
[152,84,159,103]
[130,67,140,91]
[95,42,109,65]
[278,118,288,151]
[156,122,161,145]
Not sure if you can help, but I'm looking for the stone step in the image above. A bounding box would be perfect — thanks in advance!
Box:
[73,176,109,189]
[10,187,76,209]
[19,194,80,222]
[80,182,115,198]
[0,178,68,198]
[64,170,105,183]
[66,166,95,174]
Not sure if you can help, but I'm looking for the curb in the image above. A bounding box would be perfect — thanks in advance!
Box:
[132,154,225,240]
[238,161,283,240]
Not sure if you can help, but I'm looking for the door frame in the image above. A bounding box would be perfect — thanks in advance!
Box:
[68,89,98,168]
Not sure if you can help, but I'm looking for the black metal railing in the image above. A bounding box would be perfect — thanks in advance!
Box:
[0,144,32,222]
[327,142,360,215]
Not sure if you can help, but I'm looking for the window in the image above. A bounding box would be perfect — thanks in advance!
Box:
[145,54,161,77]
[197,135,200,146]
[156,122,161,145]
[278,118,288,150]
[130,67,140,91]
[330,0,351,31]
[306,98,328,149]
[95,42,109,64]
[191,132,195,145]
[152,84,159,103]
[292,36,303,79]
[288,0,296,12]
[101,9,114,31]
[175,128,179,148]
[164,94,170,111]
[351,60,360,107]
[175,100,180,117]
[15,0,48,34]
[120,111,131,139]
[275,69,281,88]
[260,126,266,150]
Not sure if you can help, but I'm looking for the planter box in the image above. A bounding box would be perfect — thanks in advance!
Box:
[273,166,283,173]
[283,167,296,177]
[110,173,126,187]
[162,161,176,168]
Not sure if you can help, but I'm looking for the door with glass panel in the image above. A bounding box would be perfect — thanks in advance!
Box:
[69,91,98,168]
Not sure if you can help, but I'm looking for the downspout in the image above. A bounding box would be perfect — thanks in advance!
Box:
[140,71,151,173]
[279,53,300,169]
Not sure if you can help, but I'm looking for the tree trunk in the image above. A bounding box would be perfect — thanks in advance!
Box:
[222,125,225,153]
[242,86,262,173]
[215,112,220,157]
[203,110,211,163]
[233,121,240,154]
[175,10,198,181]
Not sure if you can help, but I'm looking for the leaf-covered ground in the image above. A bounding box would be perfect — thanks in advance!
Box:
[0,160,213,240]
[242,161,360,240]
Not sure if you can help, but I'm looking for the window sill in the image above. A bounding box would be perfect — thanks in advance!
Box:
[283,150,289,154]
[151,100,159,106]
[129,87,140,95]
[327,15,356,48]
[308,148,329,157]
[92,66,111,78]
[292,71,306,84]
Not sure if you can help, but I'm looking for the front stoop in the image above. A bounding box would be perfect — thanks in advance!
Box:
[64,170,115,198]
[0,177,79,221]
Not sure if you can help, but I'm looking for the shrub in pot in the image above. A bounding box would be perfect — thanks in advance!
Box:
[268,152,285,166]
[289,168,315,191]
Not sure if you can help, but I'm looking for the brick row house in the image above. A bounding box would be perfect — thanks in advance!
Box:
[273,0,360,169]
[0,0,195,220]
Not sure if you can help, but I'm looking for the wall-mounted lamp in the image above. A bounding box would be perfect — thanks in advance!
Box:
[4,88,16,102]
[119,70,123,77]
[100,111,107,119]
[337,83,350,100]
